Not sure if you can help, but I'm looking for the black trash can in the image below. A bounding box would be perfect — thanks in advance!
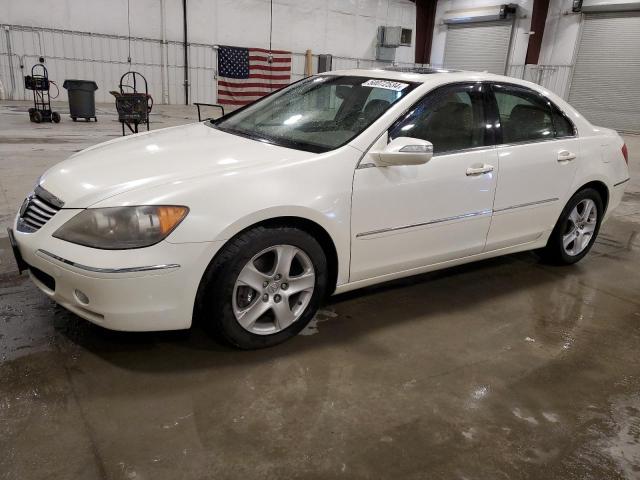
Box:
[63,79,98,122]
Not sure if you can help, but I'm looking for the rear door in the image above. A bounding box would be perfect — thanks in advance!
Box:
[485,83,580,251]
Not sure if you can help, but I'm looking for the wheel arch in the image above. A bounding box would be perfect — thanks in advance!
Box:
[210,215,340,296]
[573,180,609,213]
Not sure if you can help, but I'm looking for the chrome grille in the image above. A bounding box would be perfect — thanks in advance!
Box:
[17,186,64,233]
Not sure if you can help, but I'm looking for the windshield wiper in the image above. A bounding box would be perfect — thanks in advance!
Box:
[212,124,327,153]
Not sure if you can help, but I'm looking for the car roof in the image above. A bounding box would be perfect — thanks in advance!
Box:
[318,68,539,90]
[319,68,592,138]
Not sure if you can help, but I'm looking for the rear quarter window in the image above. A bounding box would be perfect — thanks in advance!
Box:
[552,110,575,137]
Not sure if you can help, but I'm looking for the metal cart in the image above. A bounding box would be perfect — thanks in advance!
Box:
[112,71,153,136]
[24,64,60,124]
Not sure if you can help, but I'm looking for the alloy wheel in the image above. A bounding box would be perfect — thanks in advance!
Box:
[232,245,315,335]
[562,199,598,256]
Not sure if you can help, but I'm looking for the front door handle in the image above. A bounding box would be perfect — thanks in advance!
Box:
[557,150,577,162]
[466,164,494,176]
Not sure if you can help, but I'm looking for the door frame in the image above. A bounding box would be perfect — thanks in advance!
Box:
[357,81,499,171]
[485,81,579,145]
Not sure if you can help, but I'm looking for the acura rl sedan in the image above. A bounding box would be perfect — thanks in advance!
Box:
[9,68,630,349]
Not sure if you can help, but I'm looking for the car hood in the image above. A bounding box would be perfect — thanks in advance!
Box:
[39,123,312,208]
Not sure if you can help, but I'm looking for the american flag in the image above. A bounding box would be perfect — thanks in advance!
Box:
[217,46,292,107]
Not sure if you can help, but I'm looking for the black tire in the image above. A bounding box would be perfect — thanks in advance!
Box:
[194,226,328,349]
[72,117,77,122]
[52,112,61,123]
[32,111,42,123]
[538,188,603,265]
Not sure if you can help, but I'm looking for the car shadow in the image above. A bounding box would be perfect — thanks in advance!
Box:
[47,250,583,373]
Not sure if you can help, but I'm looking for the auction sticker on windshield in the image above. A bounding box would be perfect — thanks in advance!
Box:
[361,79,409,91]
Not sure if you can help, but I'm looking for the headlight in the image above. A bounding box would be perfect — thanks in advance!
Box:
[53,206,189,249]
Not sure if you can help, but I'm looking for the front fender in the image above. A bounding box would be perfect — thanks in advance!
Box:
[91,150,358,286]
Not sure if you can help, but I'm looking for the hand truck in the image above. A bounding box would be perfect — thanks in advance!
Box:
[24,64,60,124]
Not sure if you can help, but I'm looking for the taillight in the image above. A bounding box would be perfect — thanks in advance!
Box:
[622,143,629,165]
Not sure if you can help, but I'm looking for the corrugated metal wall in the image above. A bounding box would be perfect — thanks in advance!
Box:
[0,24,424,105]
[0,25,217,104]
[0,23,575,106]
[507,64,573,100]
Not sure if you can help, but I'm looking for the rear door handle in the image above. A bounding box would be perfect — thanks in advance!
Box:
[557,150,576,162]
[466,164,494,176]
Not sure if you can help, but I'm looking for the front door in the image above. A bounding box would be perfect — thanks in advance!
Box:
[350,83,499,282]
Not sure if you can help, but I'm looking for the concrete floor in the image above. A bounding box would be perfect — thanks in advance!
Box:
[1,101,639,479]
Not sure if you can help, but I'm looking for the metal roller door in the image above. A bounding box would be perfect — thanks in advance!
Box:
[568,12,640,133]
[443,21,513,74]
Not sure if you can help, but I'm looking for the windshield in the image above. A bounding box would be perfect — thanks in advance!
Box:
[211,75,417,153]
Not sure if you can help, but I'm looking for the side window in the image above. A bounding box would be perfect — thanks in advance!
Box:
[389,85,486,154]
[552,109,575,137]
[493,86,554,143]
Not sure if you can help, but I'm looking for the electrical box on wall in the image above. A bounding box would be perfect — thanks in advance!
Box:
[317,54,333,73]
[376,46,396,62]
[378,26,402,47]
[400,28,413,46]
[499,3,518,18]
[376,26,409,61]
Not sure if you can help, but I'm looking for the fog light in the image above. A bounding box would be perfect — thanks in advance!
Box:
[74,289,89,305]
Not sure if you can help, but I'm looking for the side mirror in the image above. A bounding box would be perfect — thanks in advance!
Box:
[375,137,433,167]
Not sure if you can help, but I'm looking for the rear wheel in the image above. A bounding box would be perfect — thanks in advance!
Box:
[538,188,603,265]
[195,226,328,349]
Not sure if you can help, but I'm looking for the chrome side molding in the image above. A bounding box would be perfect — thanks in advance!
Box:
[493,197,559,213]
[614,178,630,187]
[38,249,180,274]
[356,197,560,238]
[356,209,492,238]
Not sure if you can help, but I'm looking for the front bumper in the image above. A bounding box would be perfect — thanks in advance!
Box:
[12,210,223,331]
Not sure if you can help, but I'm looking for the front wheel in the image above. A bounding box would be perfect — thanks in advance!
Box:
[538,188,603,265]
[195,226,328,349]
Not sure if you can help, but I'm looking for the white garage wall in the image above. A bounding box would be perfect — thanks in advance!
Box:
[429,0,580,68]
[430,0,533,67]
[538,0,582,65]
[0,0,417,103]
[424,0,581,99]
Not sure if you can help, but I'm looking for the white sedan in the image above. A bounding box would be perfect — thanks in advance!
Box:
[10,68,630,349]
